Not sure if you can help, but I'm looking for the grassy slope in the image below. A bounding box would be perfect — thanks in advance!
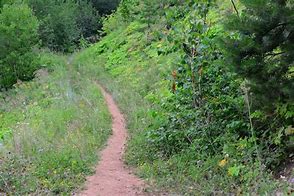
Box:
[0,52,111,194]
[73,2,291,195]
[73,20,181,193]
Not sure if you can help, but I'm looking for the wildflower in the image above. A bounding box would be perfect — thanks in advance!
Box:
[218,158,228,167]
[285,126,294,135]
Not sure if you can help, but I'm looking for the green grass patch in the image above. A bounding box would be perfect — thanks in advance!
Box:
[0,53,111,194]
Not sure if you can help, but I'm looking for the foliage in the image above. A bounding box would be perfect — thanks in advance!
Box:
[224,0,294,107]
[28,0,101,52]
[0,0,120,88]
[26,0,121,52]
[147,1,246,157]
[90,0,121,15]
[74,0,292,194]
[0,0,13,8]
[76,0,102,38]
[0,3,39,89]
[223,0,294,167]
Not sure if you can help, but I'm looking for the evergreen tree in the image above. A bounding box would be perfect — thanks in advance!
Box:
[224,0,294,166]
[76,0,101,38]
[224,0,294,110]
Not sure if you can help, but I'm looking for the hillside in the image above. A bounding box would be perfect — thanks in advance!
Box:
[73,0,294,194]
[1,0,293,195]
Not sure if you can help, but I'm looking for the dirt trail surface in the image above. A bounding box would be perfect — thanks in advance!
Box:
[79,83,145,196]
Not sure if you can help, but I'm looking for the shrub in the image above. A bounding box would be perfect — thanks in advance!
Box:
[0,3,39,89]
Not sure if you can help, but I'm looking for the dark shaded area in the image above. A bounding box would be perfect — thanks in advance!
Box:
[91,0,121,15]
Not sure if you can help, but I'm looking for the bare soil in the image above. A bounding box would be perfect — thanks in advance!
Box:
[78,83,145,196]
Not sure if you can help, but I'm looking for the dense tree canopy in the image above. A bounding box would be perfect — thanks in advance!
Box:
[224,0,294,109]
[223,0,294,165]
[28,0,101,52]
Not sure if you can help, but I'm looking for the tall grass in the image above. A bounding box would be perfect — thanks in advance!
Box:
[0,53,111,194]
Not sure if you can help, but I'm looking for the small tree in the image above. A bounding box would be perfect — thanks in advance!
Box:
[224,0,294,110]
[223,0,294,166]
[29,0,80,52]
[0,3,39,89]
[76,0,101,38]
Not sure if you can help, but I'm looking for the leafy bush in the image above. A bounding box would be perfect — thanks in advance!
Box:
[0,3,39,89]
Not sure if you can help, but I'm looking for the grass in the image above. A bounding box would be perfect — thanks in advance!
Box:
[0,52,111,194]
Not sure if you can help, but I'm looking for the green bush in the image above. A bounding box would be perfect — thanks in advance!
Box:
[0,3,39,89]
[0,0,15,8]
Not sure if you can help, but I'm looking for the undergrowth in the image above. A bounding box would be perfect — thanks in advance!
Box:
[0,52,111,194]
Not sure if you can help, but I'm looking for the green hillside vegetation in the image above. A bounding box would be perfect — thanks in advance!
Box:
[1,0,293,195]
[73,0,293,194]
[0,52,111,194]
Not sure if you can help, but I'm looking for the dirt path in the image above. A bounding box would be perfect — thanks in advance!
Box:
[79,83,145,196]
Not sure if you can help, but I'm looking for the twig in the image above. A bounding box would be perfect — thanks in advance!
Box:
[264,52,285,57]
[230,0,240,18]
[190,46,197,108]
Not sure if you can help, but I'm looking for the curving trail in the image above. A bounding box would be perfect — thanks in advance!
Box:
[79,83,145,196]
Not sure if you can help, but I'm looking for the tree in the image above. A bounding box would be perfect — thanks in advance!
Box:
[29,0,80,52]
[29,0,101,52]
[223,0,294,166]
[0,0,13,8]
[224,0,294,110]
[76,0,101,38]
[0,3,39,89]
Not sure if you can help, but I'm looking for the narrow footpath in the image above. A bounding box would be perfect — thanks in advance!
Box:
[79,83,145,196]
